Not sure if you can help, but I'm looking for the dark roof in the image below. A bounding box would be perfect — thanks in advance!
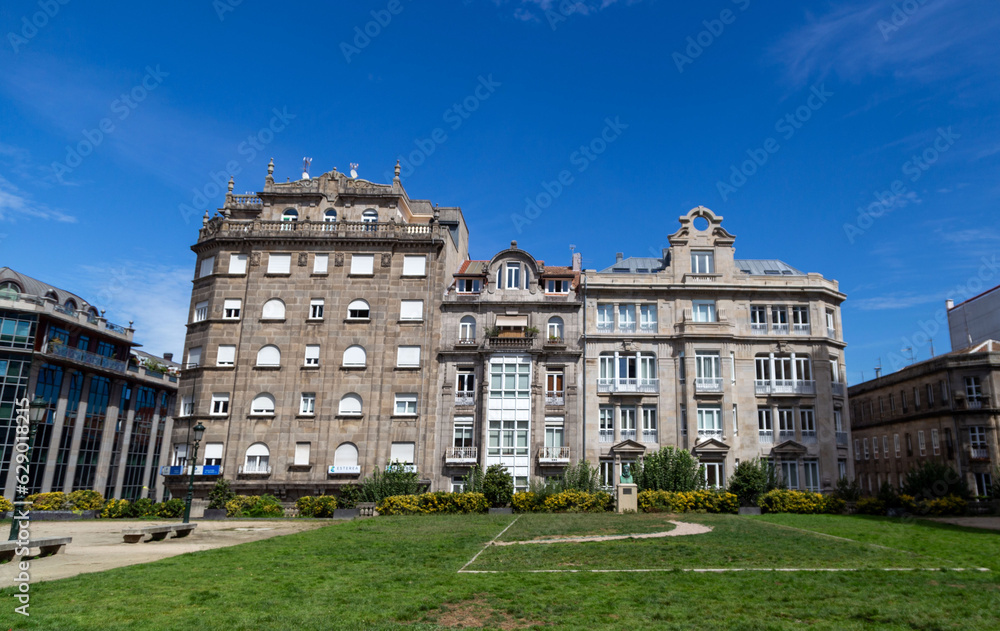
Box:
[735,260,804,276]
[0,267,94,309]
[597,257,667,274]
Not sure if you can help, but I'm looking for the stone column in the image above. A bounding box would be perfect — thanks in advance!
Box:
[61,372,93,492]
[139,392,163,495]
[40,369,75,492]
[154,413,174,501]
[112,397,137,499]
[92,380,125,494]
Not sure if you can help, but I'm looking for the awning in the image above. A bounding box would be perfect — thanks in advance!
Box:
[496,315,528,327]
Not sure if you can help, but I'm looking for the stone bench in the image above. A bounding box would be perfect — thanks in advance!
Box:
[122,523,197,544]
[0,537,72,562]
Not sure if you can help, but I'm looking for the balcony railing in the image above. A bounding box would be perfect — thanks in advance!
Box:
[758,429,773,444]
[970,447,990,460]
[778,430,795,441]
[827,327,836,338]
[639,323,658,333]
[832,383,846,397]
[597,378,659,393]
[801,430,817,443]
[45,343,128,373]
[455,394,475,407]
[967,399,983,410]
[792,324,811,335]
[202,218,437,242]
[836,431,848,446]
[487,337,535,350]
[445,447,478,463]
[695,377,723,393]
[545,391,565,406]
[599,429,613,443]
[238,464,272,476]
[539,446,571,463]
[772,323,789,334]
[754,380,816,395]
[455,336,478,347]
[618,323,636,334]
[619,429,636,441]
[697,429,722,441]
[596,323,612,333]
[750,323,768,335]
[642,430,658,443]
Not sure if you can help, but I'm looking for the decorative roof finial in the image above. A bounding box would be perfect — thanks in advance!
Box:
[511,240,517,250]
[227,176,234,194]
[202,209,210,226]
[394,160,401,179]
[266,158,274,184]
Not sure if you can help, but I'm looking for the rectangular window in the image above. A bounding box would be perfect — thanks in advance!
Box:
[304,345,320,366]
[397,346,420,368]
[906,433,913,456]
[882,435,889,458]
[203,442,223,467]
[792,305,810,326]
[402,255,427,276]
[704,462,724,488]
[639,304,657,331]
[599,406,614,442]
[781,461,799,489]
[172,444,188,467]
[223,299,241,320]
[596,304,613,330]
[453,418,474,449]
[931,428,940,455]
[180,395,194,417]
[778,408,795,439]
[927,383,934,406]
[894,434,901,457]
[863,438,870,460]
[918,430,926,456]
[544,417,565,450]
[457,371,475,394]
[826,309,835,336]
[400,300,424,321]
[186,346,202,368]
[193,300,208,323]
[758,408,773,431]
[505,263,521,289]
[803,460,819,492]
[229,253,247,274]
[314,254,328,274]
[211,393,229,416]
[873,434,879,459]
[965,376,982,403]
[642,407,658,442]
[750,305,767,328]
[546,371,564,396]
[854,438,861,461]
[731,403,738,435]
[618,304,636,331]
[914,387,920,409]
[267,253,291,274]
[300,393,315,415]
[217,345,235,366]
[456,278,481,293]
[351,254,374,275]
[691,251,715,274]
[390,442,415,466]
[546,279,570,293]
[394,393,418,416]
[309,299,324,320]
[692,300,717,323]
[697,406,722,437]
[294,442,310,466]
[620,407,637,439]
[800,408,815,439]
[198,256,215,278]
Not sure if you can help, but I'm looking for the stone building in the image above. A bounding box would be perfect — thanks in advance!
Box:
[848,339,999,497]
[168,161,469,500]
[582,208,852,492]
[948,283,1000,351]
[0,267,178,501]
[435,243,583,492]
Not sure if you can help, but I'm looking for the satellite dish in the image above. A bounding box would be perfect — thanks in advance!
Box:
[350,162,359,179]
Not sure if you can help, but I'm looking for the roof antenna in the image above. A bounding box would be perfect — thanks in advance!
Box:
[302,157,312,180]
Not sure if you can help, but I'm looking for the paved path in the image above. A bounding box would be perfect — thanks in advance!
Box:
[1,519,329,585]
[928,516,1000,531]
[492,520,712,546]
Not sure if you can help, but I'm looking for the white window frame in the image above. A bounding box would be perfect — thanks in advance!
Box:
[255,345,281,367]
[211,393,230,416]
[300,393,316,416]
[396,345,421,368]
[691,250,715,274]
[304,345,320,366]
[803,460,819,492]
[505,263,521,289]
[692,300,717,323]
[894,433,901,457]
[228,253,247,274]
[918,430,926,456]
[250,393,275,416]
[402,255,427,277]
[216,345,236,367]
[400,300,424,321]
[931,428,940,455]
[338,394,362,416]
[394,393,418,416]
[309,299,325,320]
[343,345,366,368]
[350,254,375,276]
[186,346,202,368]
[347,300,370,320]
[546,279,570,293]
[198,256,215,279]
[267,253,291,274]
[459,316,476,341]
[456,278,481,293]
[223,299,241,320]
[193,300,209,323]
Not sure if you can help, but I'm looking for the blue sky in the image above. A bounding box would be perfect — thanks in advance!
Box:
[1,0,998,383]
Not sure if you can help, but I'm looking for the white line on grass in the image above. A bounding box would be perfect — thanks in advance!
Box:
[458,515,521,573]
[459,567,992,574]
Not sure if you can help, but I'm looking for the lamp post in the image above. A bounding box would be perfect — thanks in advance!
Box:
[181,421,206,524]
[8,397,48,541]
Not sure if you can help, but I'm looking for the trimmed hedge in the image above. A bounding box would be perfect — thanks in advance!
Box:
[639,490,739,514]
[899,494,967,516]
[225,494,284,518]
[377,492,488,515]
[758,489,844,514]
[99,498,185,518]
[296,495,338,517]
[512,490,613,513]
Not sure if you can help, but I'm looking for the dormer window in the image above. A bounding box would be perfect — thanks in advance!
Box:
[456,278,481,293]
[505,263,521,289]
[546,279,570,294]
[691,251,715,274]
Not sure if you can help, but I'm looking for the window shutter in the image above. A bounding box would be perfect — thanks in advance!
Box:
[390,442,415,464]
[217,345,235,365]
[294,442,310,466]
[187,346,202,367]
[397,346,420,367]
[204,443,223,461]
[402,255,426,276]
[314,254,329,274]
[268,253,291,274]
[229,254,247,274]
[198,256,215,278]
[400,300,423,320]
[351,254,374,275]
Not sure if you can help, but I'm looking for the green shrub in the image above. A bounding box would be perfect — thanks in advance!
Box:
[758,489,839,514]
[225,494,285,518]
[101,499,131,518]
[903,461,970,500]
[512,491,543,513]
[855,497,885,515]
[832,477,862,502]
[207,479,236,510]
[67,490,105,511]
[483,464,513,508]
[25,492,68,511]
[899,493,967,516]
[638,490,738,514]
[337,485,363,509]
[355,463,423,503]
[633,447,705,492]
[154,498,185,518]
[542,490,612,513]
[129,498,156,518]
[727,458,780,507]
[558,460,601,493]
[376,492,488,515]
[296,495,338,517]
[462,465,485,494]
[0,496,13,512]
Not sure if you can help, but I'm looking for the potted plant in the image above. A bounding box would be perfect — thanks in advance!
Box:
[524,326,540,337]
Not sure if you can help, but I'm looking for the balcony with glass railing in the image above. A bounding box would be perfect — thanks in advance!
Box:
[45,342,128,374]
[597,378,659,394]
[238,464,272,476]
[750,323,768,335]
[455,392,475,407]
[778,430,795,441]
[754,380,816,395]
[771,323,789,334]
[445,446,478,464]
[596,322,613,333]
[618,323,636,334]
[801,430,817,443]
[639,323,658,333]
[619,429,636,441]
[832,383,846,397]
[539,446,571,463]
[695,377,723,393]
[792,324,811,335]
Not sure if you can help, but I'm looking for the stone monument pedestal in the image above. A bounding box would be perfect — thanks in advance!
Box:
[616,484,638,513]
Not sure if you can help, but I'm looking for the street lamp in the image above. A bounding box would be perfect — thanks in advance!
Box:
[181,421,206,524]
[8,396,48,541]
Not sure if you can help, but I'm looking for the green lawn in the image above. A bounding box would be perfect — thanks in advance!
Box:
[3,514,999,630]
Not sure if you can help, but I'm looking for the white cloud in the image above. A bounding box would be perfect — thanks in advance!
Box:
[0,174,76,223]
[494,0,635,21]
[849,292,942,311]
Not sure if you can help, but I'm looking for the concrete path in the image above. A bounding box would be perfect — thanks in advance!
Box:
[492,520,712,546]
[928,516,1000,531]
[0,519,329,585]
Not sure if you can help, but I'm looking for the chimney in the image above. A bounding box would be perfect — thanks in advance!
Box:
[163,353,173,362]
[616,252,624,263]
[945,299,954,310]
[572,252,582,271]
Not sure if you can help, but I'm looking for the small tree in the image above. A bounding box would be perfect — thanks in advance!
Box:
[483,464,513,508]
[207,479,236,510]
[903,461,970,500]
[358,461,422,503]
[727,458,780,507]
[832,477,862,502]
[559,460,600,493]
[463,464,485,494]
[633,447,705,492]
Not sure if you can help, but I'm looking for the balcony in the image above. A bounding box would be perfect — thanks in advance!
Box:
[758,430,773,444]
[697,429,722,441]
[792,324,810,335]
[238,465,272,476]
[386,464,417,473]
[836,431,848,446]
[620,429,636,441]
[445,447,478,464]
[778,430,795,441]
[200,218,439,243]
[967,399,983,410]
[695,377,723,394]
[827,327,836,338]
[454,336,478,349]
[801,430,817,443]
[455,393,475,407]
[545,391,565,406]
[543,336,566,349]
[538,446,571,464]
[488,336,535,350]
[970,447,990,460]
[771,324,789,334]
[45,342,128,374]
[832,383,846,398]
[754,380,816,395]
[750,323,768,335]
[599,429,614,443]
[618,323,637,334]
[596,323,612,333]
[160,465,223,476]
[597,378,659,394]
[641,430,658,443]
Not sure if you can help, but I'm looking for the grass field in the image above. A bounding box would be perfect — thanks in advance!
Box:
[2,513,999,630]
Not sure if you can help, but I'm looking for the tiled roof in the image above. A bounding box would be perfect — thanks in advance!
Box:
[456,260,488,275]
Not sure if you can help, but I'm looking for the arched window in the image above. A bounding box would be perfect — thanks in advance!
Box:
[459,316,476,342]
[282,208,299,221]
[324,209,337,222]
[347,300,370,319]
[339,393,363,415]
[88,307,99,318]
[261,299,285,320]
[45,291,58,302]
[244,443,270,473]
[334,443,359,467]
[250,393,275,415]
[64,299,77,311]
[0,280,21,293]
[362,209,378,231]
[343,345,366,367]
[547,317,564,341]
[256,345,281,367]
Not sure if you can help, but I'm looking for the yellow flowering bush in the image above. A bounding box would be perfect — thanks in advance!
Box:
[855,497,884,515]
[541,490,613,513]
[67,490,105,511]
[638,490,738,514]
[376,492,489,516]
[296,495,338,517]
[0,496,13,512]
[758,489,839,514]
[225,494,285,517]
[101,498,131,518]
[917,495,967,516]
[512,492,542,513]
[24,492,68,511]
